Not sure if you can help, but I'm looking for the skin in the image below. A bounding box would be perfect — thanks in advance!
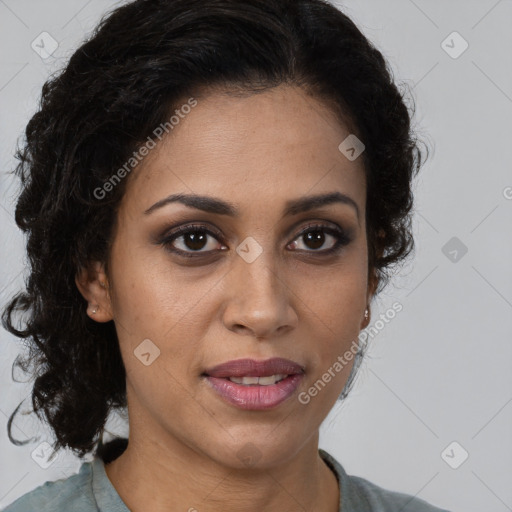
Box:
[76,84,377,512]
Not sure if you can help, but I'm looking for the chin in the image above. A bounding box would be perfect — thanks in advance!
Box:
[202,432,303,470]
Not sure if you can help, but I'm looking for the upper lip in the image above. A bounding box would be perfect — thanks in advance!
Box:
[203,357,305,378]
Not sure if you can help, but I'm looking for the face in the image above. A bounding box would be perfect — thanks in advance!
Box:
[80,84,373,469]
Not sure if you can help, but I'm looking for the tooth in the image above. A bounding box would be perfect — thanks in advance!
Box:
[257,375,277,385]
[228,374,289,385]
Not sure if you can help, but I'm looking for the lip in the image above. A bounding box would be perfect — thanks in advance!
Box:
[204,374,304,410]
[203,357,305,378]
[202,357,305,410]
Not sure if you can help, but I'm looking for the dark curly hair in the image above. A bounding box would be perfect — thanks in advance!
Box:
[2,0,429,460]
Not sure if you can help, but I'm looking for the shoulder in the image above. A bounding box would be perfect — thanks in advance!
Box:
[346,473,451,512]
[2,462,97,512]
[319,449,451,512]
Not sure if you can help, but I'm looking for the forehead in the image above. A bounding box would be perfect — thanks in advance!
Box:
[121,85,366,217]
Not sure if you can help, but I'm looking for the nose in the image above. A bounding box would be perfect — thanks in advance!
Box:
[221,245,298,340]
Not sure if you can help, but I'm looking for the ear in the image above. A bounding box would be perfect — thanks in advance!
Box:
[75,261,113,323]
[360,269,379,330]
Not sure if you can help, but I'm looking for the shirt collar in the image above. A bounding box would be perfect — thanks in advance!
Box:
[91,455,130,512]
[319,447,359,510]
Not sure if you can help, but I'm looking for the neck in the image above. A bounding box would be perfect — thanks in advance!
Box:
[104,430,339,512]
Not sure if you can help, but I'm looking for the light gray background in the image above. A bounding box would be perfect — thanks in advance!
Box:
[1,1,511,511]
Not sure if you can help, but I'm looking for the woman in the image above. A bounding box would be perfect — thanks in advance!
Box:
[1,0,449,510]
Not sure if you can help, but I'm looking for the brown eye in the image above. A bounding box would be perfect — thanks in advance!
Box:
[295,230,331,250]
[159,222,352,259]
[160,224,226,258]
[179,231,209,251]
[288,224,352,254]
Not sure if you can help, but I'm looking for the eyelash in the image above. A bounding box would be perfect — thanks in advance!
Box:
[158,222,353,259]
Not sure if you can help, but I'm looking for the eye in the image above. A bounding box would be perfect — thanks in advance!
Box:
[287,224,352,254]
[159,222,352,258]
[161,224,226,258]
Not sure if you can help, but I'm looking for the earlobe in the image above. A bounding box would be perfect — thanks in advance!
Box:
[89,303,100,315]
[361,306,371,330]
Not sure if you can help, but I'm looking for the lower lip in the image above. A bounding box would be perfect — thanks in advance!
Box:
[204,374,304,410]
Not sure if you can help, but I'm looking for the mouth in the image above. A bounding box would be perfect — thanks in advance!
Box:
[202,357,305,379]
[201,357,305,410]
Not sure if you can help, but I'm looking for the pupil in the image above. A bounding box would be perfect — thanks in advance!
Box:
[182,231,326,251]
[306,231,324,250]
[185,232,207,251]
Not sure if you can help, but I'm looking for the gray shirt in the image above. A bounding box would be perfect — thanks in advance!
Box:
[2,448,451,511]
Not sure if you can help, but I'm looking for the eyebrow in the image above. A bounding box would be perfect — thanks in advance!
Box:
[144,191,360,221]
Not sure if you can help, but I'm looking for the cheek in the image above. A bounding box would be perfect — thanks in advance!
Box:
[299,275,365,409]
[109,266,212,382]
[294,251,368,328]
[108,236,191,332]
[293,252,367,373]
